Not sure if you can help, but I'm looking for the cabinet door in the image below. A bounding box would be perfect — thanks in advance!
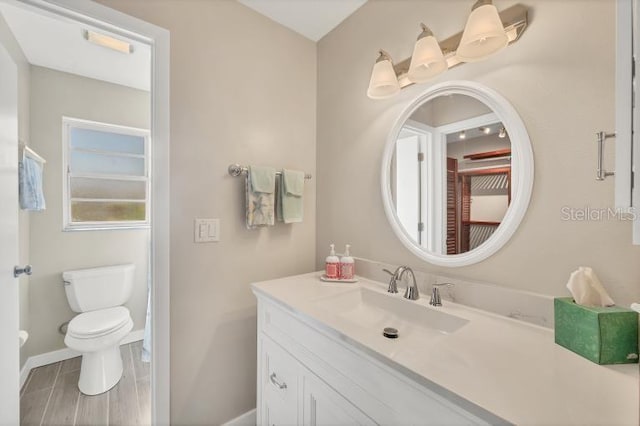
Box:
[615,0,633,209]
[616,0,640,243]
[302,373,376,426]
[263,393,298,426]
[259,336,300,426]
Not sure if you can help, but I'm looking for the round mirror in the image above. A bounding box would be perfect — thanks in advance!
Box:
[381,81,534,267]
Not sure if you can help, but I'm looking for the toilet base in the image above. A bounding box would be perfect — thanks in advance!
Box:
[78,345,124,395]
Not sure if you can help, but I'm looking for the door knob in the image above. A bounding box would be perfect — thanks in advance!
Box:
[14,265,32,278]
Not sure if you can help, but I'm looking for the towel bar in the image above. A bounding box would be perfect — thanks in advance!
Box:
[228,163,312,180]
[19,142,46,164]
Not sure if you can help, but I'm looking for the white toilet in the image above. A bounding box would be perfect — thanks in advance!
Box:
[63,264,135,395]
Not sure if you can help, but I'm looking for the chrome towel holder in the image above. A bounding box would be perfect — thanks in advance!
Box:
[227,163,312,180]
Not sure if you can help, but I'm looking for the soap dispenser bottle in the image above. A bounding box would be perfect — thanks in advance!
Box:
[340,244,355,280]
[325,244,340,279]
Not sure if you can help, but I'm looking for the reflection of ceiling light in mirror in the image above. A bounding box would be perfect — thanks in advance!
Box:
[459,131,466,140]
[407,24,447,83]
[499,127,506,138]
[367,50,400,99]
[479,126,491,134]
[456,0,508,62]
[84,30,133,54]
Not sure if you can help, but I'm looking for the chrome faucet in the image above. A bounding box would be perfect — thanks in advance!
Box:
[430,282,454,307]
[397,267,420,300]
[383,266,420,300]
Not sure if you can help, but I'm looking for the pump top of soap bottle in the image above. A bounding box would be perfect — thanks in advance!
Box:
[327,244,339,262]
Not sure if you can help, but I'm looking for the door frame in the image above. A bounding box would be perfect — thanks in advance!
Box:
[14,0,170,423]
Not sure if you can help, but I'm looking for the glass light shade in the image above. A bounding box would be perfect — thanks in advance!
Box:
[367,57,400,99]
[456,3,508,62]
[407,35,447,83]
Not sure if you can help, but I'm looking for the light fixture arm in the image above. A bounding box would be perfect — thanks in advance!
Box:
[417,23,434,40]
[472,0,494,11]
[376,49,393,63]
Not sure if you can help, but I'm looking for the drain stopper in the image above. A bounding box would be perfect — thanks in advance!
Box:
[383,327,398,339]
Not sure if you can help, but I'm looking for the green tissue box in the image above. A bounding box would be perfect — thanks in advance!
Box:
[554,297,639,365]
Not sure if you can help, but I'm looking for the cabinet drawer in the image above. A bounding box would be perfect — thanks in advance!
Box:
[260,335,299,423]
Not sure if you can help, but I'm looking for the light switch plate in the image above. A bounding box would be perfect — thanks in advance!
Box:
[194,218,220,243]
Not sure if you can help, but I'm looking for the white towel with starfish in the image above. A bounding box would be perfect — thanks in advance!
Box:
[246,166,276,229]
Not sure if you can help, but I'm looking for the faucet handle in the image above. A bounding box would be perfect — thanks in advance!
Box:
[430,282,453,307]
[382,268,398,294]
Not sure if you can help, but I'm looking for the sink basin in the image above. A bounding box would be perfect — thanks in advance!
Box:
[314,287,469,337]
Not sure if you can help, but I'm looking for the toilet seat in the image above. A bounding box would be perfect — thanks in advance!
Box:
[67,306,131,339]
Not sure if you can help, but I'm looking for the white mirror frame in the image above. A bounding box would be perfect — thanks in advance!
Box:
[381,80,534,267]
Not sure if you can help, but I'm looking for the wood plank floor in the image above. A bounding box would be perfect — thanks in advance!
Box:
[21,341,150,426]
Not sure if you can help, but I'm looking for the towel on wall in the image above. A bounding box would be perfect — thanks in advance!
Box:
[246,166,276,229]
[276,169,304,224]
[19,156,46,211]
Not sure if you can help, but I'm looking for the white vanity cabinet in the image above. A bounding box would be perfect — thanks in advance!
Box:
[256,295,499,426]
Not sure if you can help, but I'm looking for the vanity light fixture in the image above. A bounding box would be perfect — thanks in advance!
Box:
[407,24,447,83]
[83,30,133,54]
[457,0,508,62]
[367,50,401,99]
[366,3,528,99]
[498,127,507,138]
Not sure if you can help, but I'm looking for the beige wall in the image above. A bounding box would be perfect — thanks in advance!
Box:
[96,1,317,424]
[26,66,150,360]
[0,11,31,368]
[317,0,640,307]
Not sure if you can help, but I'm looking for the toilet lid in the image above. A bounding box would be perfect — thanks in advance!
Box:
[67,306,131,339]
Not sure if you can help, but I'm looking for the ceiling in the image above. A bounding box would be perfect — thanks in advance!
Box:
[446,124,505,143]
[0,2,150,91]
[238,0,367,42]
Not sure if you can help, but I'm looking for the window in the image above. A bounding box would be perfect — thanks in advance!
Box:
[63,117,150,230]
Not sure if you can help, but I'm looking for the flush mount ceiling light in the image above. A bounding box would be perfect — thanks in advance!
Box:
[366,3,528,99]
[459,131,467,140]
[83,30,133,54]
[457,0,508,62]
[479,126,491,134]
[367,50,401,99]
[407,24,447,83]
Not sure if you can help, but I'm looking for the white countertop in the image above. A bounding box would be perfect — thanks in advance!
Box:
[252,272,639,426]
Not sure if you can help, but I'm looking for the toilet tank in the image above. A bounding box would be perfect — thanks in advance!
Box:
[62,264,135,313]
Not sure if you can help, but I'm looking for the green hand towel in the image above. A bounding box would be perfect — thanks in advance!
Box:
[278,169,304,224]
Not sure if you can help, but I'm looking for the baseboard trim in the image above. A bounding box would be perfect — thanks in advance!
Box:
[20,329,145,389]
[222,409,256,426]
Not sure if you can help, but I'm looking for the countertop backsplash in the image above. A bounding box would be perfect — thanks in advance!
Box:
[353,257,555,328]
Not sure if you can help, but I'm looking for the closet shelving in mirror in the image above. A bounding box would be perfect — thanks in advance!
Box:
[367,2,529,99]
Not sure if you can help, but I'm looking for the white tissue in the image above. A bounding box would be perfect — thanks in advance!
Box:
[566,266,615,307]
